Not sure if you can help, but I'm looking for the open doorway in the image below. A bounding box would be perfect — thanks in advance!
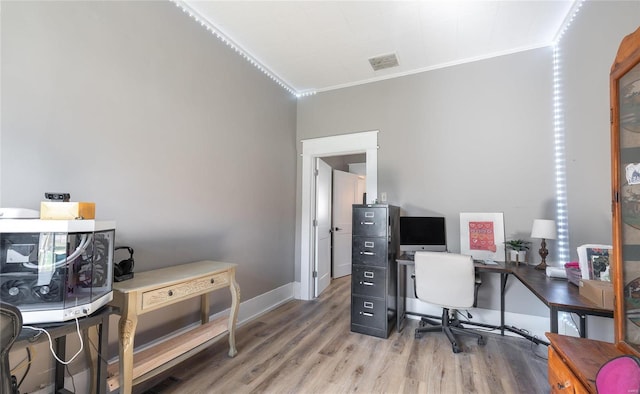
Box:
[299,130,378,301]
[323,156,366,279]
[313,155,366,297]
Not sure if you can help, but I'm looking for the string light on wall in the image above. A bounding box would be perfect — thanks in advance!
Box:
[551,0,584,337]
[172,1,316,98]
[550,0,584,265]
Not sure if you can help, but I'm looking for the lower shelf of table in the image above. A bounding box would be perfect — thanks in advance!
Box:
[106,316,229,391]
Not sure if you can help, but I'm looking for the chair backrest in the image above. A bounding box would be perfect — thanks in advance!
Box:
[414,251,475,309]
[0,302,22,394]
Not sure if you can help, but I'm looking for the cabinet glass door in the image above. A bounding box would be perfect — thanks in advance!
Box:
[615,51,640,356]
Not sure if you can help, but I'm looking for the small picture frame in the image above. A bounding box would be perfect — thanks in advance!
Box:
[577,244,613,281]
[460,212,505,261]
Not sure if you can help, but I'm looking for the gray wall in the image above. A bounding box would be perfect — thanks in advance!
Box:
[562,1,640,253]
[296,2,640,322]
[1,1,296,389]
[297,46,555,315]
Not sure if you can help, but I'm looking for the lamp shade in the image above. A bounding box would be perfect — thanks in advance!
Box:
[531,219,557,240]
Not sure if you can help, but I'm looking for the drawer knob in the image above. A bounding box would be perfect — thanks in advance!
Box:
[168,290,174,296]
[210,278,215,284]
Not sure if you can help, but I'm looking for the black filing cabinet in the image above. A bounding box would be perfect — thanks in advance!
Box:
[351,204,400,338]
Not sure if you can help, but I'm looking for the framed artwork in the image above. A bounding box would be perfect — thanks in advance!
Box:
[577,244,613,281]
[460,212,505,261]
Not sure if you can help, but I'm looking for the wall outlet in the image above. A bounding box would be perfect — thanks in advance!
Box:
[380,192,387,202]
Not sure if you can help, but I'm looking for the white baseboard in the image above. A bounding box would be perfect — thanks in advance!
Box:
[405,297,551,341]
[213,281,295,325]
[29,369,91,394]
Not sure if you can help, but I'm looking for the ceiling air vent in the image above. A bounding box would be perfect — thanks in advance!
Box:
[368,53,399,71]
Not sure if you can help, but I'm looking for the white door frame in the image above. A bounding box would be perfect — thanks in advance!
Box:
[299,130,378,301]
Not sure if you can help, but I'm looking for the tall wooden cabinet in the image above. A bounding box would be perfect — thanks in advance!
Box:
[350,204,400,338]
[611,25,640,359]
[546,26,640,393]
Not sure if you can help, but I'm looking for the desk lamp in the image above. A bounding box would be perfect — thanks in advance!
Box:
[531,219,557,270]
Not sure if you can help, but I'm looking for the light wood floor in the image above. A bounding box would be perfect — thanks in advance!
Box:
[140,276,549,394]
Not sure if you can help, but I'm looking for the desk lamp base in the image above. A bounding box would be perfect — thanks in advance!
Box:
[535,238,549,271]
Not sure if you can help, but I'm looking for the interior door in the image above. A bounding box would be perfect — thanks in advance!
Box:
[332,169,364,278]
[314,158,332,297]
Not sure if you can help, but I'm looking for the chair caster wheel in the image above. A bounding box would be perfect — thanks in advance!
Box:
[453,346,461,353]
[478,337,486,346]
[415,331,423,339]
[419,320,427,327]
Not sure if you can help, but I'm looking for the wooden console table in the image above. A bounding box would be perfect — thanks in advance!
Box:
[108,260,240,394]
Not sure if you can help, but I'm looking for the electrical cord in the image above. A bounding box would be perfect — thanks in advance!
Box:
[65,364,77,393]
[452,309,497,333]
[12,346,33,389]
[86,326,110,366]
[22,318,84,365]
[10,345,34,375]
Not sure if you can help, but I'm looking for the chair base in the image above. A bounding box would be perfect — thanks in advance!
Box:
[415,308,486,353]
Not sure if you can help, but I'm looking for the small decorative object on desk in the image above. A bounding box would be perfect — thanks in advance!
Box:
[577,244,612,281]
[531,219,557,270]
[504,239,530,266]
[564,261,581,286]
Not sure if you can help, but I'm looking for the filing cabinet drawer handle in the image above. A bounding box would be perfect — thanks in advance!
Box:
[360,312,374,317]
[359,281,374,286]
[364,241,374,248]
[361,221,375,225]
[364,271,374,278]
[363,301,373,309]
[360,251,375,256]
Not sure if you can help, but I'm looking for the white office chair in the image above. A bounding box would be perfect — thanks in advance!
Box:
[413,251,486,353]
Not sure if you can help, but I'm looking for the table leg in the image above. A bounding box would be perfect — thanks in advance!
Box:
[200,293,210,324]
[118,296,138,394]
[500,273,508,336]
[228,270,240,357]
[580,314,587,338]
[550,306,559,333]
[396,263,406,332]
[97,315,109,394]
[82,327,98,394]
[54,336,66,392]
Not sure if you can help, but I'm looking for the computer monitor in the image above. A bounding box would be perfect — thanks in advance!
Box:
[399,216,447,253]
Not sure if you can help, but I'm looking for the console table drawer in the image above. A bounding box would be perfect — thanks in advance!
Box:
[142,271,230,310]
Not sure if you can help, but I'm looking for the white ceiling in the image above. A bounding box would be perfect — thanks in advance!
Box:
[179,1,579,95]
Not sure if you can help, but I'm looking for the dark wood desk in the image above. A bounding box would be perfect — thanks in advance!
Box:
[396,255,613,340]
[507,265,613,337]
[14,306,114,394]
